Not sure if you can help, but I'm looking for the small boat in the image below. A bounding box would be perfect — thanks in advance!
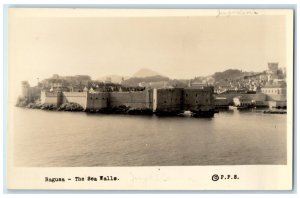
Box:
[178,111,192,117]
[263,110,287,114]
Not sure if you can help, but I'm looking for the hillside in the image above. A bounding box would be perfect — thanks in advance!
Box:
[194,69,258,83]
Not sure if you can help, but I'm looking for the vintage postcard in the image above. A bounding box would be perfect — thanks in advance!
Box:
[6,8,294,190]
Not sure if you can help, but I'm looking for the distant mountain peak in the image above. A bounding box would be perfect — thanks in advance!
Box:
[132,68,162,78]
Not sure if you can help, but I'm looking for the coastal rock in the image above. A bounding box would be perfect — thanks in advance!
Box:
[58,103,84,111]
[41,104,57,110]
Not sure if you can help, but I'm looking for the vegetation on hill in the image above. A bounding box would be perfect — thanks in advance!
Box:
[213,69,245,81]
[194,69,258,84]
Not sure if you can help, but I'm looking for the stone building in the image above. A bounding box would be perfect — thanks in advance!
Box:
[261,83,287,108]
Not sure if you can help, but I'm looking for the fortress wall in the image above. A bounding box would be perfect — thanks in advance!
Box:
[28,87,41,99]
[62,92,88,109]
[41,87,276,112]
[110,91,151,109]
[40,91,60,106]
[86,92,109,110]
[156,88,183,112]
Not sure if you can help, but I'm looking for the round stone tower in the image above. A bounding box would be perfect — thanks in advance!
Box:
[21,81,30,98]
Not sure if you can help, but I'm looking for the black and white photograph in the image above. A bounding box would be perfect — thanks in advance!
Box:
[6,8,294,190]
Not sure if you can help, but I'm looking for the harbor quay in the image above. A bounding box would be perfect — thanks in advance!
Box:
[215,91,287,109]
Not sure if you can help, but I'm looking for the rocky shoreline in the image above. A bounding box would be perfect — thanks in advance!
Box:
[16,102,216,117]
[16,98,215,117]
[16,100,155,115]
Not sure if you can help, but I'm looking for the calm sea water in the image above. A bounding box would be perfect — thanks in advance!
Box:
[12,107,287,167]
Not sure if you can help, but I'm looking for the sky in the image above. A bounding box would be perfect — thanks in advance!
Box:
[9,9,292,91]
